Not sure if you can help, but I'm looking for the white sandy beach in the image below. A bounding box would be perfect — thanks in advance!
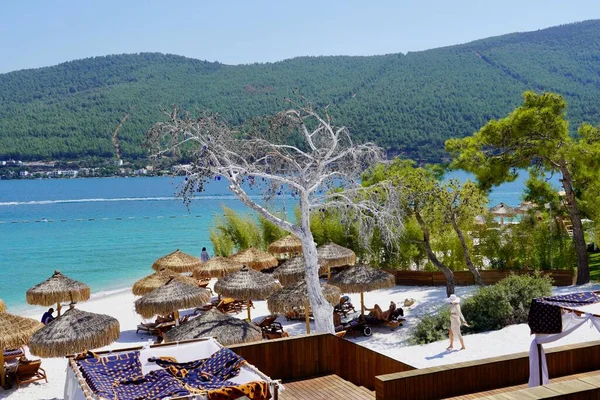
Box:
[3,281,600,400]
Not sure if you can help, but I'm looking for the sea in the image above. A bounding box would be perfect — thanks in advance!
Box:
[0,171,559,311]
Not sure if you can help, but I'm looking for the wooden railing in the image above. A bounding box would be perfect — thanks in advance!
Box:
[383,269,574,286]
[228,333,414,390]
[375,339,600,399]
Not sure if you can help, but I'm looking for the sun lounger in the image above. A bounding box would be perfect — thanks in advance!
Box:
[136,318,183,335]
[13,359,48,388]
[258,315,289,339]
[285,307,312,321]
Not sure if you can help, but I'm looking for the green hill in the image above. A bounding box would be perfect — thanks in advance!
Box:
[2,20,600,162]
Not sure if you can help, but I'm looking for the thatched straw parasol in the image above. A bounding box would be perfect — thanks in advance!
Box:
[516,201,535,214]
[214,266,282,320]
[152,249,203,273]
[328,264,395,318]
[134,279,212,320]
[26,270,90,316]
[268,235,302,255]
[273,256,329,286]
[0,313,43,386]
[0,299,5,313]
[29,305,120,358]
[317,242,357,279]
[489,203,516,226]
[229,247,278,271]
[164,309,262,346]
[192,257,243,279]
[132,268,200,296]
[268,281,341,333]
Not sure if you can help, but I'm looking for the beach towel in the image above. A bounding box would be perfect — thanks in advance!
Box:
[114,369,190,400]
[205,380,271,400]
[150,347,245,382]
[77,351,142,398]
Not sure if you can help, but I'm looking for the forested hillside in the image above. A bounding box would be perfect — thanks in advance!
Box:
[2,20,600,161]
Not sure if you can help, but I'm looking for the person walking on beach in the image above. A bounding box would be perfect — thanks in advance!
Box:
[446,294,469,350]
[200,247,210,263]
[41,308,55,325]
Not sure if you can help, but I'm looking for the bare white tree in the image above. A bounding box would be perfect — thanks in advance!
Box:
[147,103,403,333]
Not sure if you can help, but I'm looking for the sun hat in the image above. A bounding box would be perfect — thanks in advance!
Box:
[446,294,461,303]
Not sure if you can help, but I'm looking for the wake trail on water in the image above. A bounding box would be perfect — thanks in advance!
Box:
[0,195,261,206]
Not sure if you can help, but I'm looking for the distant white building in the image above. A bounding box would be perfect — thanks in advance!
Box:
[59,170,78,177]
[19,171,29,177]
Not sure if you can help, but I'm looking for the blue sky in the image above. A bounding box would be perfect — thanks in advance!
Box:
[1,0,599,73]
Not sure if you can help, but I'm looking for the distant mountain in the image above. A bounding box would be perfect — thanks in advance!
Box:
[2,20,600,162]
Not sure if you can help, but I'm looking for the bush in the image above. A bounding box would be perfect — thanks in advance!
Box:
[463,272,553,332]
[409,308,450,345]
[410,273,553,344]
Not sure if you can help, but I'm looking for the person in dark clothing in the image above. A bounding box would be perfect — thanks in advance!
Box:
[41,308,55,325]
[200,247,210,263]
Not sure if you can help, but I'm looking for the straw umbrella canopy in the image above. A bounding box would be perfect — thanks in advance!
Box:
[164,309,262,346]
[328,264,395,318]
[29,305,119,358]
[229,247,278,271]
[317,242,357,279]
[26,270,90,316]
[0,299,5,313]
[273,256,329,286]
[132,268,200,296]
[214,266,282,320]
[268,280,341,333]
[0,312,43,386]
[489,203,516,226]
[152,249,203,273]
[135,279,212,320]
[516,201,535,214]
[192,257,244,279]
[268,235,302,255]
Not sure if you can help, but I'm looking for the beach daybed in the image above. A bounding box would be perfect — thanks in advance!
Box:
[64,337,281,400]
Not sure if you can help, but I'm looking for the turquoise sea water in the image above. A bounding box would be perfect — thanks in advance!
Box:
[0,172,559,311]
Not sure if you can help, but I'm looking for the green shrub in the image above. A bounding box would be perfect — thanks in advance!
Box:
[409,308,450,345]
[462,272,552,331]
[410,273,553,343]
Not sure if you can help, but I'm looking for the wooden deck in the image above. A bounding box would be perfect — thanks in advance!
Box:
[445,369,600,399]
[280,374,375,400]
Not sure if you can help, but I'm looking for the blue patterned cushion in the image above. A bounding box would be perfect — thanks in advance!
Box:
[201,347,244,381]
[114,369,190,400]
[77,351,142,399]
[529,292,600,334]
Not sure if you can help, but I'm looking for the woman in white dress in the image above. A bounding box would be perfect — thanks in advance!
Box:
[446,294,469,350]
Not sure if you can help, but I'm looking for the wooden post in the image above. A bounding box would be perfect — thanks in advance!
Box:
[537,342,543,386]
[174,310,180,326]
[57,302,62,317]
[247,300,252,321]
[360,292,365,319]
[0,350,4,388]
[327,266,331,280]
[304,300,311,334]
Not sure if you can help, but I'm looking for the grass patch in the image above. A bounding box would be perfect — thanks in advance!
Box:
[589,252,600,281]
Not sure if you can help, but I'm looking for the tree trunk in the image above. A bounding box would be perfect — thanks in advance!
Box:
[451,216,484,285]
[300,196,335,333]
[560,165,589,285]
[415,210,455,296]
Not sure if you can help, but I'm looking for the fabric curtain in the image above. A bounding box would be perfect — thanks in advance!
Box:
[528,312,600,386]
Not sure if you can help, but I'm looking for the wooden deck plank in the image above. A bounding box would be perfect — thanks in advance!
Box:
[444,369,600,399]
[280,374,375,400]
